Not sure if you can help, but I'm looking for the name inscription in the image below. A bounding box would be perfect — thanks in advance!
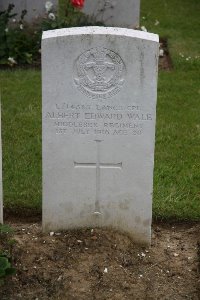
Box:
[45,103,153,136]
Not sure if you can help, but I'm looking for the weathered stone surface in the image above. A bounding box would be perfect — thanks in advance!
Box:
[42,27,159,244]
[83,0,140,28]
[0,0,57,22]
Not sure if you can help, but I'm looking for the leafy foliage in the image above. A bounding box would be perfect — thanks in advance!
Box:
[0,256,16,281]
[0,4,33,65]
[0,224,16,285]
[0,4,17,62]
[0,224,14,234]
[0,1,102,66]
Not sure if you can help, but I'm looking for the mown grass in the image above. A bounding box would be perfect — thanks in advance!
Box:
[140,0,200,220]
[154,70,200,220]
[0,0,200,220]
[0,71,41,211]
[141,0,200,62]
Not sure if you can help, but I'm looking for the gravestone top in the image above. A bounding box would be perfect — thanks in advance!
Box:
[0,0,57,22]
[42,26,159,245]
[83,0,140,29]
[42,26,158,42]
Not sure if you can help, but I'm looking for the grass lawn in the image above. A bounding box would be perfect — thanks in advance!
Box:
[0,71,42,212]
[0,0,200,220]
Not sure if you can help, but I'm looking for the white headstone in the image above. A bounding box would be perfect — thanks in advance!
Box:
[0,0,57,22]
[83,0,140,29]
[0,101,3,224]
[42,27,159,244]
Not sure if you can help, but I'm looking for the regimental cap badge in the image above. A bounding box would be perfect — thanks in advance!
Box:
[74,47,126,99]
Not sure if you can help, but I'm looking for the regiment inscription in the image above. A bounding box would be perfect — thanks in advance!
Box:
[45,102,153,136]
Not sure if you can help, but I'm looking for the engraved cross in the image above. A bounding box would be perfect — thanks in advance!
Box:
[74,140,122,215]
